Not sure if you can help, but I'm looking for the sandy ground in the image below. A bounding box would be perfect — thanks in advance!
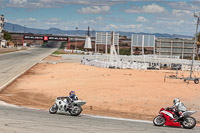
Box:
[0,55,200,123]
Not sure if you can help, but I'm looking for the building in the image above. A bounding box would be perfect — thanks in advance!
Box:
[155,38,195,59]
[0,15,4,48]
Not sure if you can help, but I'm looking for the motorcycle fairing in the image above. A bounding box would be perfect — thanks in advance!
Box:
[160,110,181,127]
[183,111,196,117]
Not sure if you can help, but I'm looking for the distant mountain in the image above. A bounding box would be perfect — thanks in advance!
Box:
[4,22,193,39]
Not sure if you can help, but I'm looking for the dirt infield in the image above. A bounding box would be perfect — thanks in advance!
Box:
[0,56,200,122]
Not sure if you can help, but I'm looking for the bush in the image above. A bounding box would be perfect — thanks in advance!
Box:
[119,48,131,55]
[3,30,11,41]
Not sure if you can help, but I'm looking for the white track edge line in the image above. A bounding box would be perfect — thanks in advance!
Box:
[81,114,152,123]
[0,102,152,124]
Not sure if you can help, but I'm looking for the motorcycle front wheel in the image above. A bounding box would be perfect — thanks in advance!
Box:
[182,117,196,129]
[49,104,58,114]
[153,115,166,126]
[69,106,82,116]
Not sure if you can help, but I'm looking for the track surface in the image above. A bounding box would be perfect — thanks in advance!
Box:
[0,42,60,90]
[0,104,199,133]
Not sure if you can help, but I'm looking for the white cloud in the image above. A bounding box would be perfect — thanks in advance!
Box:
[6,18,71,30]
[146,27,154,30]
[39,0,53,2]
[136,16,147,22]
[54,0,124,6]
[120,24,142,29]
[8,0,58,8]
[47,18,61,22]
[172,9,192,17]
[9,0,27,4]
[106,24,143,31]
[5,0,124,9]
[83,20,97,24]
[106,24,118,29]
[16,18,37,22]
[157,20,185,26]
[96,16,103,21]
[81,16,104,25]
[77,6,110,14]
[125,3,166,14]
[8,0,28,7]
[45,22,57,25]
[168,1,200,11]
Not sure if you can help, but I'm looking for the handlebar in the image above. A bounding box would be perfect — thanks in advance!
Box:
[165,107,176,111]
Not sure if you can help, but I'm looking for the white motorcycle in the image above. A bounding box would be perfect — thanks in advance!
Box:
[49,96,86,116]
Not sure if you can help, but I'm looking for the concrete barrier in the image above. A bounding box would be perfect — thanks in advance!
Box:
[0,47,24,53]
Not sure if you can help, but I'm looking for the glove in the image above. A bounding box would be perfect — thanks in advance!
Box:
[164,107,169,110]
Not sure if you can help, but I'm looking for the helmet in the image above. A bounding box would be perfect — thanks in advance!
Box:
[69,91,75,96]
[173,98,180,104]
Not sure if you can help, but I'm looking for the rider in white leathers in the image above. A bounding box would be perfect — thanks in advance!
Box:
[171,98,187,122]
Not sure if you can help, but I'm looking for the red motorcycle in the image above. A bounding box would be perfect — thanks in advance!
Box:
[153,107,196,129]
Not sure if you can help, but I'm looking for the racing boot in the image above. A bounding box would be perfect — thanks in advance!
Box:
[68,101,74,108]
[173,115,183,122]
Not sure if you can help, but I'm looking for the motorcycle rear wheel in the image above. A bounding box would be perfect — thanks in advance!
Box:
[69,106,82,116]
[182,117,196,129]
[153,115,166,126]
[49,104,58,114]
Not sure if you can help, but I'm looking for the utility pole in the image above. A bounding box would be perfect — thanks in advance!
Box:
[164,13,200,84]
[190,12,200,79]
[75,27,78,50]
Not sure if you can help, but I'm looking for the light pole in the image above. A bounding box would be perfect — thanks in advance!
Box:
[190,12,200,79]
[75,27,78,50]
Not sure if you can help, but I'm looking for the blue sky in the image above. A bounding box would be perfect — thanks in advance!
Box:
[0,0,200,35]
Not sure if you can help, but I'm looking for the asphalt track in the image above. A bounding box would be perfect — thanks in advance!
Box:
[0,42,200,133]
[0,104,199,133]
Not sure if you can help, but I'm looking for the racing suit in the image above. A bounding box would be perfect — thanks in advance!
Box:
[67,94,78,107]
[172,102,187,121]
[69,94,78,101]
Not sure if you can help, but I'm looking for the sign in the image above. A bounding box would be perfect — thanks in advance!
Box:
[131,34,155,47]
[44,36,48,41]
[24,35,68,41]
[48,36,68,41]
[24,35,43,40]
[95,32,119,45]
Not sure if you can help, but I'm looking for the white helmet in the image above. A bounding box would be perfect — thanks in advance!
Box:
[173,98,180,105]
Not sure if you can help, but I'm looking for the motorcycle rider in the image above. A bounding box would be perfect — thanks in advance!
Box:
[69,91,78,101]
[171,98,187,122]
[67,91,78,108]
